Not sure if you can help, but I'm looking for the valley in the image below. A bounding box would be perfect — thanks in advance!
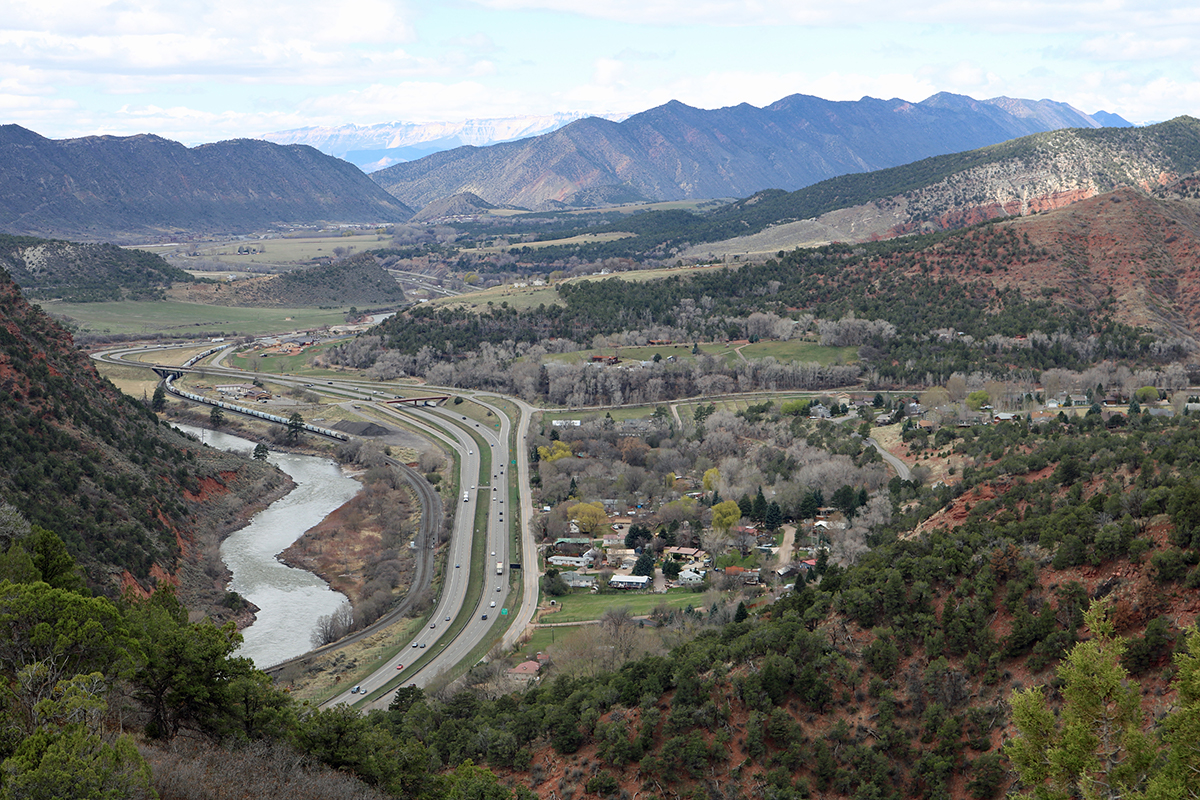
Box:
[7,101,1200,800]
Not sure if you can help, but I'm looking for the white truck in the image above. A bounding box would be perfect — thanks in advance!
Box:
[495,561,503,575]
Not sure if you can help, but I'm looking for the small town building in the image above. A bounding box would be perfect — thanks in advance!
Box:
[608,574,651,590]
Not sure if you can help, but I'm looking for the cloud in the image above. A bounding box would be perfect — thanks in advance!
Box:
[465,0,1200,33]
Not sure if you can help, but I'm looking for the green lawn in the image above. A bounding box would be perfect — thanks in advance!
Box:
[540,406,660,424]
[545,588,704,624]
[47,301,355,336]
[736,340,858,365]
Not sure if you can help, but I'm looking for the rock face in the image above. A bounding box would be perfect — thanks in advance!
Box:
[371,92,1126,211]
[0,126,414,241]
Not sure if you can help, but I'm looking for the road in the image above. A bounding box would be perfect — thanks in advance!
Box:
[866,436,911,481]
[92,343,535,707]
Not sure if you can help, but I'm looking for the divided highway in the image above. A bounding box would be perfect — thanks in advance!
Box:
[92,344,536,708]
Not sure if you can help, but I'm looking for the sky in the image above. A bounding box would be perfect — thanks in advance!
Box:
[2,0,1199,144]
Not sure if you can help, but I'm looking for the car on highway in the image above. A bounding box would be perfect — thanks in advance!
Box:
[481,614,488,620]
[351,685,361,694]
[411,642,419,648]
[455,563,460,568]
[396,664,403,670]
[429,623,436,629]
[490,601,496,608]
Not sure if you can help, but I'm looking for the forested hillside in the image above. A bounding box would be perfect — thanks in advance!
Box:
[327,192,1200,402]
[365,408,1200,800]
[0,234,194,302]
[0,265,288,608]
[166,252,406,308]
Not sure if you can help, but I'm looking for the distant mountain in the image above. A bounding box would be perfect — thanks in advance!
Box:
[370,93,1130,212]
[0,126,414,242]
[676,116,1200,259]
[261,112,630,172]
[0,234,193,302]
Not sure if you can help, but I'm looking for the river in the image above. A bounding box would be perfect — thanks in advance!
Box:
[173,425,360,668]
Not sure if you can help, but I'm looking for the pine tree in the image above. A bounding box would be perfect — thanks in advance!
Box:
[1006,599,1156,800]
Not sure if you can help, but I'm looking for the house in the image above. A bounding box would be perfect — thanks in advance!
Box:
[1070,394,1089,407]
[993,412,1019,423]
[678,569,705,585]
[666,546,704,561]
[549,555,590,568]
[608,574,651,590]
[554,538,593,555]
[507,661,541,682]
[560,571,596,589]
[721,565,761,584]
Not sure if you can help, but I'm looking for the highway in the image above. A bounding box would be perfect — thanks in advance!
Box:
[92,342,534,708]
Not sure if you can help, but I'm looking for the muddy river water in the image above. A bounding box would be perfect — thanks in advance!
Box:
[173,425,360,668]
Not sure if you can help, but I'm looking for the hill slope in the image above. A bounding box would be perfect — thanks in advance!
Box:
[0,125,414,241]
[681,116,1200,258]
[166,252,407,307]
[0,264,289,613]
[371,93,1124,211]
[0,234,193,302]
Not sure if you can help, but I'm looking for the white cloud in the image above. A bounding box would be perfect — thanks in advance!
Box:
[465,0,1200,33]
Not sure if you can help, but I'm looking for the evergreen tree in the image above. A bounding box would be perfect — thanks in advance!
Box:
[737,494,753,519]
[286,412,304,443]
[764,501,783,531]
[631,552,655,578]
[1006,599,1156,800]
[151,384,167,412]
[798,492,819,521]
[253,443,269,461]
[734,601,749,623]
[751,487,768,522]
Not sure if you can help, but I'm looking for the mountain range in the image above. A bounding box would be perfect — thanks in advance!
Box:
[370,93,1129,212]
[0,126,414,242]
[261,112,630,172]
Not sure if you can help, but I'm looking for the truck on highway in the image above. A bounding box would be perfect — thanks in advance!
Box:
[495,562,503,575]
[463,491,469,503]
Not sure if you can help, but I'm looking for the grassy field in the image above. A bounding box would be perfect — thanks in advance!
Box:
[465,231,634,255]
[433,261,739,314]
[538,339,856,369]
[141,233,391,267]
[47,301,355,336]
[96,363,160,401]
[542,588,703,624]
[436,286,562,313]
[736,340,858,365]
[539,406,660,424]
